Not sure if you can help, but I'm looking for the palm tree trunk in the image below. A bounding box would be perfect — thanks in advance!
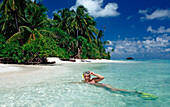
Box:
[15,13,19,31]
[74,28,81,59]
[77,28,79,58]
[15,12,23,46]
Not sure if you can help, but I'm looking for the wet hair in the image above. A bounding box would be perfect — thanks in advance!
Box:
[83,71,90,76]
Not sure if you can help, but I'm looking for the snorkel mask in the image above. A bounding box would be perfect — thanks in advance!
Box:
[82,71,90,79]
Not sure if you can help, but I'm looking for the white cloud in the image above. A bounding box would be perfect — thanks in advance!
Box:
[147,26,170,34]
[106,34,170,59]
[108,47,113,50]
[107,40,114,45]
[165,48,170,52]
[138,9,149,14]
[143,36,153,40]
[106,47,113,52]
[70,0,120,18]
[139,9,170,20]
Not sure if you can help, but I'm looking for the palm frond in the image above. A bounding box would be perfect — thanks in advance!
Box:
[39,29,56,38]
[6,31,23,43]
[37,19,49,27]
[19,26,32,33]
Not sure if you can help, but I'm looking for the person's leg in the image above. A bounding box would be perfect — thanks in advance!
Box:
[103,84,135,93]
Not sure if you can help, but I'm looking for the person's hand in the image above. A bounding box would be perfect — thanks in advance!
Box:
[89,71,95,76]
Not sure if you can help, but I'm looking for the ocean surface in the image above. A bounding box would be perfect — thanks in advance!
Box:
[0,60,170,107]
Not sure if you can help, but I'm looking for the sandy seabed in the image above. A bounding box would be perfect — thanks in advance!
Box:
[0,64,67,89]
[0,58,135,89]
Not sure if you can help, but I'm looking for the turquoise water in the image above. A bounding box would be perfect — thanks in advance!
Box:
[0,60,170,107]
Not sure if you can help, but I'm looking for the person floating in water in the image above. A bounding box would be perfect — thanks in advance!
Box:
[81,71,158,100]
[82,71,104,83]
[82,71,130,91]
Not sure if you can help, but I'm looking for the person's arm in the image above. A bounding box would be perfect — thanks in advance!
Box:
[90,71,104,83]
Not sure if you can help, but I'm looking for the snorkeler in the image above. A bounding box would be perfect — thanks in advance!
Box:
[82,71,104,83]
[82,71,129,91]
[81,71,158,100]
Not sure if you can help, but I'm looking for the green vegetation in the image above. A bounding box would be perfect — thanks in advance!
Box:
[0,0,111,64]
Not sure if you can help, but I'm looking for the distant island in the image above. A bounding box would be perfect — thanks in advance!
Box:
[126,57,134,60]
[0,1,112,64]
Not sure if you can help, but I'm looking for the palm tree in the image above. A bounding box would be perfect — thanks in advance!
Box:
[23,2,48,29]
[5,2,55,43]
[97,30,103,40]
[53,8,74,34]
[0,0,30,32]
[0,0,34,45]
[0,0,47,43]
[69,6,99,58]
[70,6,88,38]
[82,14,98,43]
[52,6,100,59]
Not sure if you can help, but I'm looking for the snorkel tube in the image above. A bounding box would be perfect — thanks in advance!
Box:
[82,74,84,79]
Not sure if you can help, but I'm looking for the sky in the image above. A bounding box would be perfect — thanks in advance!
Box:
[40,0,170,60]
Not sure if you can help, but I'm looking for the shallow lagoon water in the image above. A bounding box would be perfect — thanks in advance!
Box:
[0,60,170,107]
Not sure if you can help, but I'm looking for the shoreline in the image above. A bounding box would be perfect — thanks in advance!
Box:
[47,57,134,64]
[0,58,138,73]
[0,57,133,65]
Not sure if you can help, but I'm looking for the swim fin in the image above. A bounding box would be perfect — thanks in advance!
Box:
[137,91,158,100]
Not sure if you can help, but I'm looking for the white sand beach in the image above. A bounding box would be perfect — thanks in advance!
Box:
[47,57,131,64]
